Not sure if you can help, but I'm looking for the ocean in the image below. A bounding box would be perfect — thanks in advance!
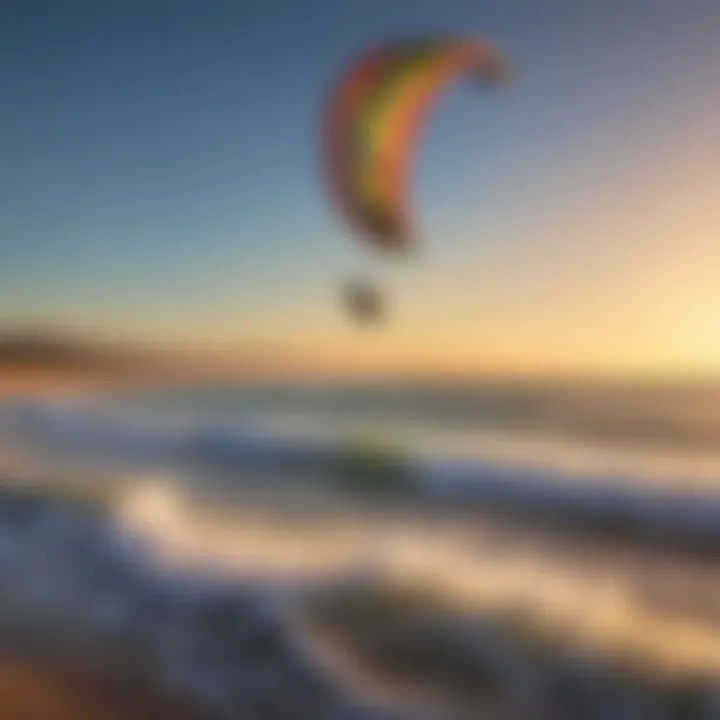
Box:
[1,379,720,718]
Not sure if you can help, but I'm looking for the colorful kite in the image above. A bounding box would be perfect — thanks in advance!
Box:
[320,37,505,253]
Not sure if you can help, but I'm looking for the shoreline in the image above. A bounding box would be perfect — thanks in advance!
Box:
[0,627,209,720]
[0,658,208,720]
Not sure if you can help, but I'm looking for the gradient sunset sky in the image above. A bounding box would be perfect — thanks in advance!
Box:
[1,0,719,375]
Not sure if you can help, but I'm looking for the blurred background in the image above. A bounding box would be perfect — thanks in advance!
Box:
[1,1,720,718]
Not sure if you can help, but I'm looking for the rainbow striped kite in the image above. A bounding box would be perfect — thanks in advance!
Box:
[320,37,505,253]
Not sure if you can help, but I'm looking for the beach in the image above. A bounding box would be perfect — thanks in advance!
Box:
[0,655,205,720]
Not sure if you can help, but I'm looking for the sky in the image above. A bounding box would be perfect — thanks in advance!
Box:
[1,0,719,376]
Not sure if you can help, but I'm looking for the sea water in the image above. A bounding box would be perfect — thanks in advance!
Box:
[1,379,720,718]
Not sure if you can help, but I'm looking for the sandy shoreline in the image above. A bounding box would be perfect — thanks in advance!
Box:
[0,659,208,720]
[0,635,210,720]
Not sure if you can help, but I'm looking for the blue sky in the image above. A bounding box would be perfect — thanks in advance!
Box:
[1,0,719,373]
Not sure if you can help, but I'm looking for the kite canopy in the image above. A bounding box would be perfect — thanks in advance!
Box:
[320,37,505,254]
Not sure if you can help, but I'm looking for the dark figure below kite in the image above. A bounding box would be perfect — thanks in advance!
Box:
[342,279,386,324]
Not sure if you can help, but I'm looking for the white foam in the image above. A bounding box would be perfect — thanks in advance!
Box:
[3,399,720,552]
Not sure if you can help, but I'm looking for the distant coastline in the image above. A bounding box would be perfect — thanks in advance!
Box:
[4,327,720,401]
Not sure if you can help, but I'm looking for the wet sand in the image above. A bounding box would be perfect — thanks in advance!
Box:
[0,626,210,720]
[0,659,208,720]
